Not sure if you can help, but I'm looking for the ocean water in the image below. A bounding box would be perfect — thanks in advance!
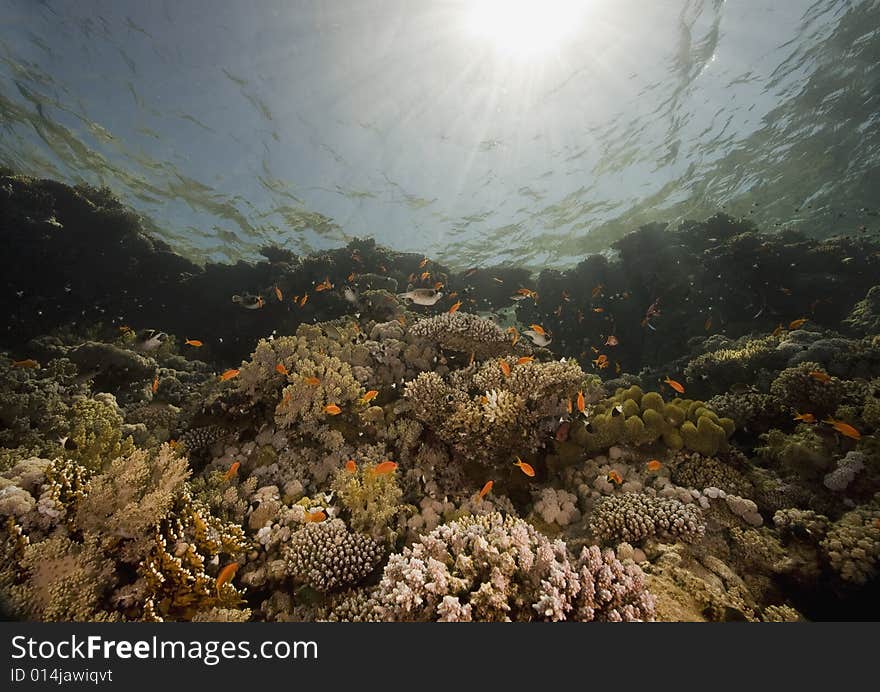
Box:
[1,2,880,624]
[2,0,878,268]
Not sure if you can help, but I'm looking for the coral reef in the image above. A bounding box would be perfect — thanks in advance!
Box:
[590,493,706,545]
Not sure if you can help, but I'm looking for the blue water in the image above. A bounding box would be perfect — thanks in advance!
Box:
[1,0,878,269]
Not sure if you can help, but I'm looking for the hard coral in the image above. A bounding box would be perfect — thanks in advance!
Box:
[590,492,705,545]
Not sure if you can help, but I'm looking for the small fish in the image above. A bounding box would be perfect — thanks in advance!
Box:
[184,339,203,347]
[343,287,359,304]
[591,284,604,298]
[646,460,662,472]
[118,325,134,335]
[464,267,479,277]
[779,287,792,295]
[793,412,816,424]
[315,278,334,292]
[592,307,604,313]
[499,359,511,377]
[704,317,712,331]
[303,376,321,385]
[561,290,570,302]
[592,354,608,367]
[607,470,623,485]
[152,375,159,393]
[605,335,619,346]
[478,480,494,499]
[274,286,283,301]
[134,329,169,351]
[555,421,571,442]
[506,326,519,346]
[324,403,342,415]
[419,257,429,268]
[291,294,299,304]
[522,329,552,347]
[219,368,240,382]
[492,277,504,284]
[516,356,534,365]
[663,376,685,394]
[554,305,563,317]
[299,293,309,307]
[577,390,585,413]
[305,510,327,523]
[448,300,462,314]
[11,359,39,368]
[434,281,444,290]
[615,362,622,375]
[345,459,357,473]
[372,460,398,475]
[823,419,861,440]
[232,294,264,310]
[529,324,546,336]
[360,390,379,404]
[468,351,475,367]
[789,317,808,329]
[347,272,357,282]
[420,271,430,281]
[398,288,443,306]
[216,562,239,595]
[223,461,241,480]
[275,363,288,376]
[513,457,535,477]
[566,398,573,414]
[808,371,831,383]
[771,324,785,337]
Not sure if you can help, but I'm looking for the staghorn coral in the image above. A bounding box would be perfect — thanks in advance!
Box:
[375,512,654,621]
[284,518,384,592]
[820,494,880,584]
[408,311,519,358]
[590,492,705,545]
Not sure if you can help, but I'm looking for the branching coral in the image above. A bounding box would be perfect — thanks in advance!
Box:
[330,462,409,543]
[820,493,880,584]
[375,512,654,621]
[590,492,706,545]
[284,518,384,592]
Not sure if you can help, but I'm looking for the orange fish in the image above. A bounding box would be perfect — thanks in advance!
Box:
[529,324,546,336]
[507,326,519,346]
[513,457,535,477]
[789,317,808,329]
[274,286,283,301]
[449,301,462,314]
[118,325,133,334]
[152,375,159,393]
[419,257,429,268]
[434,282,444,290]
[315,278,333,292]
[275,363,288,376]
[663,376,685,394]
[420,271,430,281]
[184,339,203,347]
[793,412,816,424]
[771,324,785,337]
[303,376,321,385]
[823,419,861,440]
[345,459,357,473]
[607,470,623,485]
[592,307,604,313]
[566,398,573,414]
[808,371,831,383]
[561,290,570,302]
[478,480,494,499]
[223,461,240,480]
[360,390,379,404]
[348,272,357,282]
[291,294,299,304]
[577,390,585,413]
[704,317,712,331]
[305,510,327,523]
[646,460,662,472]
[499,359,511,377]
[591,284,604,298]
[516,288,538,300]
[605,335,619,346]
[516,356,534,365]
[299,293,309,307]
[219,368,239,382]
[372,461,398,475]
[216,562,239,595]
[12,358,39,368]
[324,404,342,415]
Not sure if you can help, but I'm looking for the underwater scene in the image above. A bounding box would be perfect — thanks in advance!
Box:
[1,1,879,622]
